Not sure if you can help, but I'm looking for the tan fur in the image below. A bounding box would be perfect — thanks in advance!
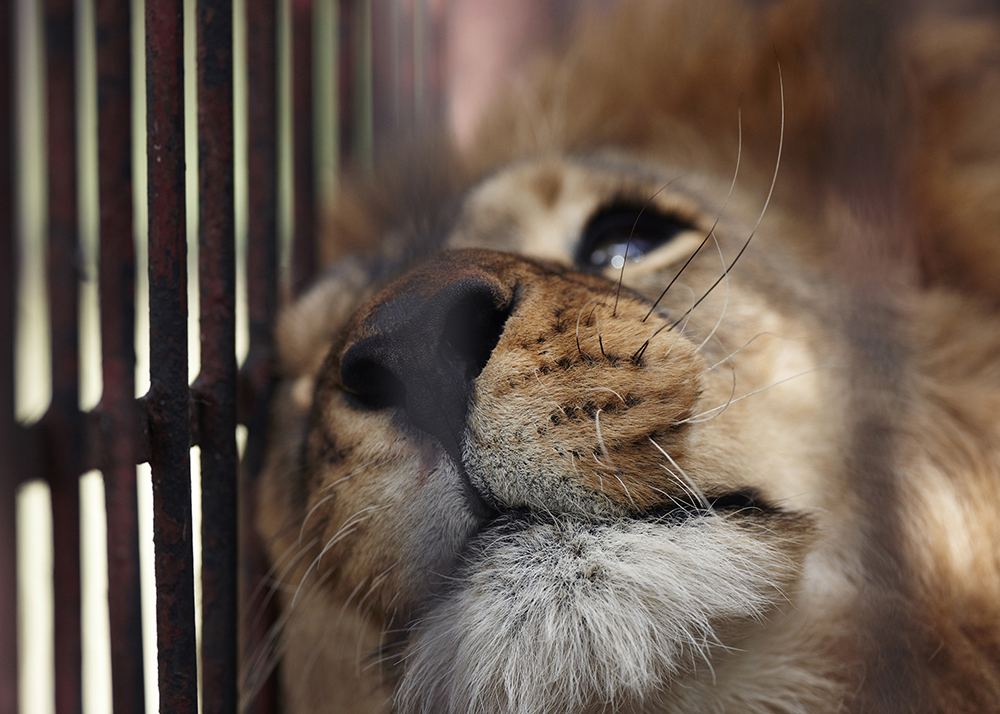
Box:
[251,1,1000,712]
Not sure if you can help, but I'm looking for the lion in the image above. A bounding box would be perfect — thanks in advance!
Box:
[250,1,1000,712]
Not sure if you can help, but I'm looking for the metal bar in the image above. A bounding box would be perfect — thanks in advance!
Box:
[0,0,18,708]
[145,0,199,711]
[240,0,279,710]
[413,0,427,130]
[396,1,415,135]
[94,0,146,710]
[337,0,357,167]
[243,0,278,371]
[371,0,405,145]
[44,1,84,712]
[370,0,391,143]
[291,0,316,296]
[425,0,447,133]
[194,0,238,711]
[352,0,373,168]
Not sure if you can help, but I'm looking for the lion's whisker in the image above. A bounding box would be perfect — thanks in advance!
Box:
[585,386,627,404]
[643,110,743,323]
[291,505,388,610]
[699,333,778,374]
[575,296,603,357]
[614,180,680,316]
[249,536,320,635]
[695,231,732,354]
[682,367,821,424]
[666,67,784,332]
[299,457,390,541]
[355,564,400,674]
[648,437,711,511]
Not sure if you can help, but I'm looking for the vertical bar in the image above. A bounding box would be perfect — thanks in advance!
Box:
[337,0,357,167]
[195,0,238,712]
[241,0,279,710]
[396,1,415,134]
[370,0,395,144]
[821,4,922,708]
[291,0,315,296]
[371,0,414,145]
[0,0,18,709]
[95,0,145,710]
[352,0,373,168]
[413,0,427,130]
[145,1,198,711]
[426,0,447,133]
[44,1,83,712]
[243,0,278,393]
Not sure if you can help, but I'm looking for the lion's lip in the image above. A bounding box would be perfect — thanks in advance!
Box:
[462,504,684,550]
[461,482,770,539]
[450,454,501,521]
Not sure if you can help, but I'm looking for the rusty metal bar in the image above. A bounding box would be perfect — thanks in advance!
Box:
[397,2,415,134]
[145,0,199,711]
[194,0,239,712]
[291,0,316,297]
[337,0,357,166]
[1,0,18,709]
[372,0,413,146]
[370,1,394,144]
[242,0,279,394]
[44,1,84,712]
[413,0,431,131]
[241,0,280,711]
[95,0,146,711]
[351,0,373,168]
[424,0,447,134]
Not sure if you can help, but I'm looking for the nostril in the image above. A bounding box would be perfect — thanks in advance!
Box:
[337,275,514,458]
[439,288,513,384]
[340,342,407,411]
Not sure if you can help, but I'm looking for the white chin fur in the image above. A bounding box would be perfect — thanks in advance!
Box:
[395,516,793,714]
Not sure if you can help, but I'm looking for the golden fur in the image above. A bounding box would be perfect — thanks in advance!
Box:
[251,1,1000,712]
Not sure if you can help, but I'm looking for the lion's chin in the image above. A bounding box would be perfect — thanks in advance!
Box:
[394,516,796,714]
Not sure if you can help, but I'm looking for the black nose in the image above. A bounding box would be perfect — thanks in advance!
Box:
[339,277,513,459]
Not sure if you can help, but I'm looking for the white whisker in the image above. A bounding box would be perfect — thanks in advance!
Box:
[291,505,388,610]
[594,409,611,462]
[695,231,731,353]
[681,368,821,424]
[585,386,627,404]
[648,437,711,511]
[249,536,320,634]
[700,332,777,374]
[299,456,392,543]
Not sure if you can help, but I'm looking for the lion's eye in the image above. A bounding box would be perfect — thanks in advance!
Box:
[576,206,695,270]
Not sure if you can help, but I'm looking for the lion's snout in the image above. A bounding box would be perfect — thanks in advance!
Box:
[335,249,706,517]
[339,252,515,462]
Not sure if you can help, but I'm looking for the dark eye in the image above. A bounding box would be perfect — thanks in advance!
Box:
[575,205,696,270]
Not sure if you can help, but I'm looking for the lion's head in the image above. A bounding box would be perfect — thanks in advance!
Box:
[251,2,1000,712]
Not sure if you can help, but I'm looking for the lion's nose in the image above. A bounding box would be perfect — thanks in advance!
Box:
[339,274,513,459]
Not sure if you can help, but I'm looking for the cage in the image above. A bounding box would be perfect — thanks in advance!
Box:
[1,1,589,712]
